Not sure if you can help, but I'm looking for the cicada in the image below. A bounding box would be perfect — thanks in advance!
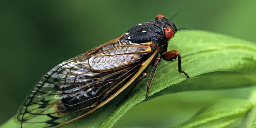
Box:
[16,14,189,127]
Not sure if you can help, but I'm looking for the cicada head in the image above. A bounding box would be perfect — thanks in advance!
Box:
[121,14,178,48]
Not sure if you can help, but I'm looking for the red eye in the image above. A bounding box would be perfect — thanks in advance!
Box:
[164,27,174,39]
[155,14,164,19]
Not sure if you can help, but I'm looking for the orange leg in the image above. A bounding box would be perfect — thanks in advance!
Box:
[162,50,190,78]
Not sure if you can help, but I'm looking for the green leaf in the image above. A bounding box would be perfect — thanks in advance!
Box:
[175,99,254,128]
[2,30,256,128]
[245,90,256,128]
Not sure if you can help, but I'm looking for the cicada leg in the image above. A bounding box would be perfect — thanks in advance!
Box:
[116,72,148,107]
[125,72,148,99]
[162,50,190,78]
[146,57,161,99]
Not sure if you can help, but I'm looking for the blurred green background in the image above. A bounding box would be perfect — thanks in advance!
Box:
[0,0,256,127]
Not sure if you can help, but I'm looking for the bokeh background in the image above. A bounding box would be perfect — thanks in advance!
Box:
[0,0,255,127]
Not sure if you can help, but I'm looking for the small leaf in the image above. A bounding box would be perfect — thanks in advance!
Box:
[2,30,256,128]
[175,99,254,128]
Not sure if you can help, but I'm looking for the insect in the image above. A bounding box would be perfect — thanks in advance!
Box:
[16,14,189,128]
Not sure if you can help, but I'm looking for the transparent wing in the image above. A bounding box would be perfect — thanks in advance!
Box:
[16,40,154,127]
[16,55,142,127]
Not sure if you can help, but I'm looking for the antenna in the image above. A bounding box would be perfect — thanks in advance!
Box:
[169,10,179,20]
[177,28,191,31]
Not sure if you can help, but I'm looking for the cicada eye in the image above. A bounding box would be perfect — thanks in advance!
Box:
[155,14,164,19]
[164,27,174,39]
